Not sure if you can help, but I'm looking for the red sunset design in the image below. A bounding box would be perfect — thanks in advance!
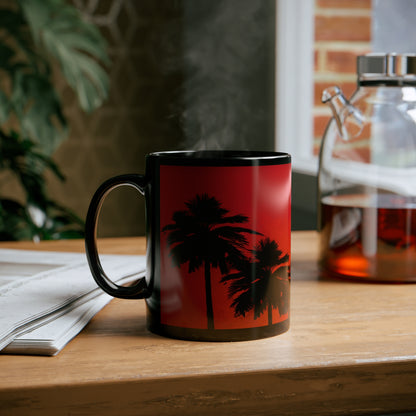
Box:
[159,163,291,330]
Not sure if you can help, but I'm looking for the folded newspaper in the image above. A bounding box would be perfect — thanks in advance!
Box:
[0,249,145,356]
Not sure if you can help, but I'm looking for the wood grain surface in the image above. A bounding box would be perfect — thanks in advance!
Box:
[1,231,416,415]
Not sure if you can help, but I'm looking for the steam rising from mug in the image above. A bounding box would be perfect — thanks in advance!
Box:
[171,0,274,150]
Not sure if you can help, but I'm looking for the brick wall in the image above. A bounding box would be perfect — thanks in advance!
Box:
[313,0,372,155]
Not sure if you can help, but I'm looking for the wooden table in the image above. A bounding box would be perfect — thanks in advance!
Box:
[1,231,416,416]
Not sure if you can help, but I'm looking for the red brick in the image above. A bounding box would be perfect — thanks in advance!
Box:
[314,118,372,161]
[315,15,371,42]
[317,0,372,9]
[314,135,371,161]
[314,113,372,140]
[335,143,371,163]
[314,115,332,139]
[326,51,360,74]
[356,123,371,141]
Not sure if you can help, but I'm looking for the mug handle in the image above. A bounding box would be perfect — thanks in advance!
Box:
[85,174,150,299]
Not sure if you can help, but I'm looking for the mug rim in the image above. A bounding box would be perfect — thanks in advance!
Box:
[147,150,291,166]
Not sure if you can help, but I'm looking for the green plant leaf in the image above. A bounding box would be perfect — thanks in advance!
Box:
[0,198,33,241]
[19,0,110,113]
[0,0,106,241]
[0,9,26,44]
[0,91,10,123]
[0,43,15,70]
[0,8,44,71]
[11,71,67,154]
[0,130,64,208]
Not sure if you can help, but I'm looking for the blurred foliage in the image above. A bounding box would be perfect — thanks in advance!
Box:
[0,0,109,240]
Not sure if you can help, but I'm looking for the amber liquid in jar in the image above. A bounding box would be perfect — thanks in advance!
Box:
[320,194,416,282]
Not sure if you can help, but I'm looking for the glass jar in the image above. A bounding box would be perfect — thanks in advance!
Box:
[319,53,416,282]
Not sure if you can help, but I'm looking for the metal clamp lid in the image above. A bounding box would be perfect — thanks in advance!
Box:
[357,53,416,84]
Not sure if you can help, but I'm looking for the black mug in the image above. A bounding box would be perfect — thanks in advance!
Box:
[85,150,291,341]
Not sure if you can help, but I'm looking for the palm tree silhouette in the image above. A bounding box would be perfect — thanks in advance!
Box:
[162,193,261,330]
[221,237,289,325]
